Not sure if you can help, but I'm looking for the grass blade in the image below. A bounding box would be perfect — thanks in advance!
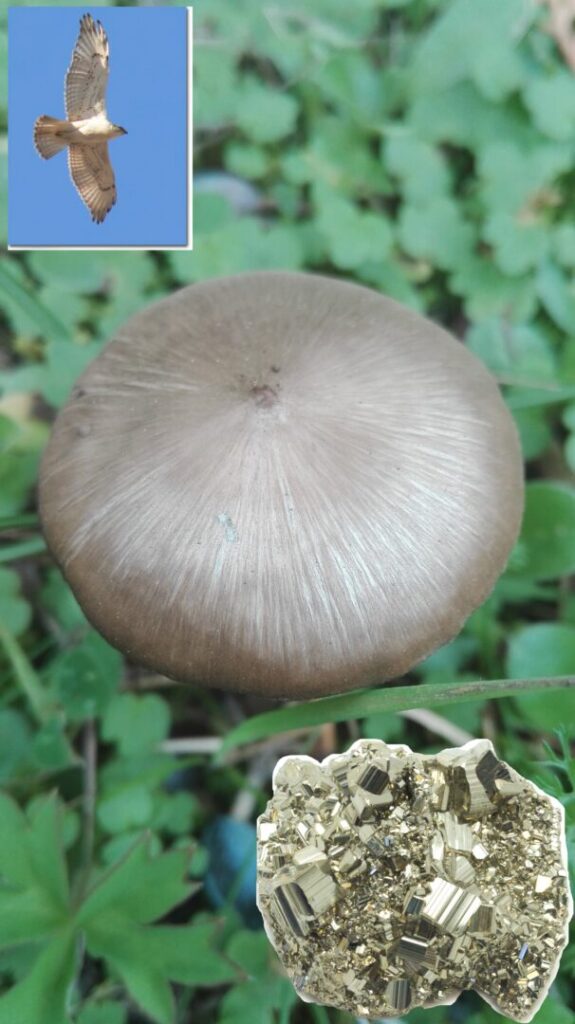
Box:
[219,675,575,757]
[0,260,72,342]
[0,514,40,532]
[0,537,47,563]
[0,623,54,723]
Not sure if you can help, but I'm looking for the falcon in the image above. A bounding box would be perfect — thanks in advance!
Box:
[34,13,127,224]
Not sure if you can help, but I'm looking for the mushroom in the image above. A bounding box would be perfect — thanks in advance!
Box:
[39,272,523,698]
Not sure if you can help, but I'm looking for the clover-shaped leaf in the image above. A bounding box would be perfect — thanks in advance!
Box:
[0,794,236,1024]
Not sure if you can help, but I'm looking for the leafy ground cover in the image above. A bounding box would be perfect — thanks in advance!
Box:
[0,1,574,1022]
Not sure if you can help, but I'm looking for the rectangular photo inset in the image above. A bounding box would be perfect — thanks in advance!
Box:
[8,6,191,249]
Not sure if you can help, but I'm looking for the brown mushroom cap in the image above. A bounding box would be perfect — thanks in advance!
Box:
[39,272,523,698]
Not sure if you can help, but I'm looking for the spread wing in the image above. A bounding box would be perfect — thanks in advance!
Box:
[68,144,116,223]
[65,13,109,120]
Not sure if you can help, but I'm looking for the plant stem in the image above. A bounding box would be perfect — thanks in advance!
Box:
[0,513,40,532]
[0,623,53,723]
[0,536,47,563]
[0,259,72,341]
[80,718,97,896]
[219,675,575,757]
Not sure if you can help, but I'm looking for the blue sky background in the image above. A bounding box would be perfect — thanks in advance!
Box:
[8,6,189,247]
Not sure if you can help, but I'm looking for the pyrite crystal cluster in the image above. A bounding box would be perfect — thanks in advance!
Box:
[257,739,572,1021]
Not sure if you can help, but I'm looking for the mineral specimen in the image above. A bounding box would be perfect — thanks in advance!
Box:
[256,739,572,1021]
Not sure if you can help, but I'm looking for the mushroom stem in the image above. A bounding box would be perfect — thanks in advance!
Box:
[218,675,575,757]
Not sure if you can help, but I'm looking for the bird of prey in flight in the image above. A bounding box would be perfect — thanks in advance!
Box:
[34,13,127,224]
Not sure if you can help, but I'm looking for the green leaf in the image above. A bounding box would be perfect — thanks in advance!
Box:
[0,339,101,409]
[97,783,154,835]
[77,837,234,1024]
[100,752,176,791]
[398,197,475,270]
[170,218,304,282]
[28,248,107,289]
[0,887,64,950]
[314,186,393,270]
[0,792,37,887]
[507,625,575,732]
[47,631,122,723]
[536,260,575,334]
[512,482,575,581]
[314,50,390,124]
[451,255,536,322]
[94,941,174,1024]
[225,143,269,180]
[281,115,383,194]
[524,72,575,142]
[39,340,102,409]
[0,567,31,635]
[466,319,556,382]
[0,414,47,518]
[221,932,296,1024]
[554,224,575,268]
[362,711,407,743]
[102,694,170,755]
[0,943,38,987]
[26,795,69,909]
[195,46,239,129]
[0,260,72,343]
[236,79,298,143]
[218,984,280,1024]
[0,794,70,936]
[39,568,86,633]
[408,81,535,153]
[513,406,552,461]
[477,139,572,215]
[0,929,75,1024]
[77,840,193,926]
[101,830,162,866]
[194,193,235,235]
[37,284,88,334]
[30,718,76,772]
[120,922,236,987]
[97,292,154,340]
[383,130,450,204]
[0,710,31,783]
[86,918,236,1024]
[483,211,549,276]
[151,791,199,836]
[505,384,575,411]
[226,930,274,978]
[410,0,532,100]
[565,433,575,473]
[358,260,423,311]
[563,403,575,431]
[529,1001,575,1024]
[77,1003,127,1024]
[415,635,478,685]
